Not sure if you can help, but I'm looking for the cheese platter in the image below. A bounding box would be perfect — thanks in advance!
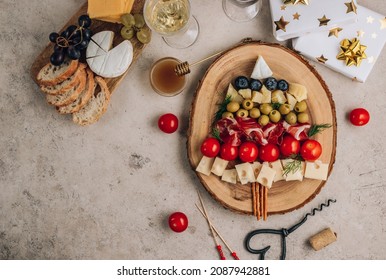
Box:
[187,41,337,216]
[30,0,149,125]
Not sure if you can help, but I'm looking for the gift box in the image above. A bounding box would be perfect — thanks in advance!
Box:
[269,0,359,41]
[292,5,386,82]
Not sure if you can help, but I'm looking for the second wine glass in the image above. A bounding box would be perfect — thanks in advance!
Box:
[144,0,199,49]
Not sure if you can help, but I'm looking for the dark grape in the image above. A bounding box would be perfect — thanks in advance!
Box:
[78,15,91,28]
[66,46,81,60]
[75,40,88,50]
[71,35,82,45]
[53,44,65,53]
[61,30,70,38]
[50,52,65,66]
[82,29,92,41]
[49,32,59,43]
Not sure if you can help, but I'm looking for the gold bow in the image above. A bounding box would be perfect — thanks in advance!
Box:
[283,0,309,5]
[336,38,367,67]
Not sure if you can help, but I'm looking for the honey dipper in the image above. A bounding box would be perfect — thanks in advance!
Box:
[174,50,224,76]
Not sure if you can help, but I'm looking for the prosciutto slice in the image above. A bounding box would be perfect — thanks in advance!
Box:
[282,121,311,140]
[263,122,285,145]
[237,117,268,146]
[215,117,242,146]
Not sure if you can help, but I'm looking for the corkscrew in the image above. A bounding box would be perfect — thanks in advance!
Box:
[244,199,337,260]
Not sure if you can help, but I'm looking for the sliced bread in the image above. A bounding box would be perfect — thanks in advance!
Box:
[72,76,111,126]
[46,67,87,107]
[57,68,95,114]
[40,63,86,95]
[37,59,79,86]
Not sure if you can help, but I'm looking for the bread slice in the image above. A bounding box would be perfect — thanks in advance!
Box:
[46,67,87,107]
[72,76,111,126]
[40,63,86,95]
[57,68,95,114]
[37,59,79,86]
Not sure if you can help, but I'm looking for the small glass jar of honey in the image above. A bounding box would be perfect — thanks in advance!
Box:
[149,57,187,97]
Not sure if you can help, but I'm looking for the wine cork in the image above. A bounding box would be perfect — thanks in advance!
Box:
[309,228,337,251]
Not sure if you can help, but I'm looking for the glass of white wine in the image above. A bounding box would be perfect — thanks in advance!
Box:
[144,0,199,49]
[222,0,262,22]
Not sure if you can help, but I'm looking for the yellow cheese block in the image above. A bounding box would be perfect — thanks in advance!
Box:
[88,0,134,19]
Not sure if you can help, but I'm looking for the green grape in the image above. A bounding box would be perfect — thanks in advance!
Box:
[121,13,135,27]
[121,26,134,40]
[136,28,151,44]
[134,14,145,29]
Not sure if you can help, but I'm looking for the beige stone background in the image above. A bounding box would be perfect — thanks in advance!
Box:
[0,0,385,259]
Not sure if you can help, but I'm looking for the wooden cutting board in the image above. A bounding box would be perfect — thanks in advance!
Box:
[30,0,148,92]
[187,41,337,216]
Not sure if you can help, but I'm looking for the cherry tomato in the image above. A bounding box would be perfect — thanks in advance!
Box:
[300,139,322,161]
[200,137,221,158]
[168,212,188,233]
[158,113,178,134]
[280,135,300,157]
[259,143,280,162]
[220,143,238,161]
[239,142,259,162]
[349,108,370,126]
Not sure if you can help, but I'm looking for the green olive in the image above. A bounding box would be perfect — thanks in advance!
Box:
[249,108,261,119]
[242,99,254,110]
[226,101,240,113]
[269,110,281,123]
[279,104,291,115]
[297,112,309,123]
[294,100,307,113]
[222,111,234,119]
[258,115,270,126]
[259,103,273,115]
[285,111,297,124]
[236,109,249,118]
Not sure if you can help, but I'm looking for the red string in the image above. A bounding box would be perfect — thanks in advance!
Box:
[216,245,226,260]
[231,252,239,260]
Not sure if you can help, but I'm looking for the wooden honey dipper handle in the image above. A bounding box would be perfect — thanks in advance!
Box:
[175,50,224,76]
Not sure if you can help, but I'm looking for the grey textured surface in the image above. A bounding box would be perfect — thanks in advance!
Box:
[0,0,385,260]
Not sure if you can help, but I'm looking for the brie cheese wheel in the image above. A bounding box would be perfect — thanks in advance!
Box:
[196,156,215,176]
[86,30,133,78]
[250,55,273,80]
[235,163,255,185]
[221,169,238,184]
[263,160,285,182]
[304,161,329,181]
[211,157,229,177]
[256,164,276,188]
[282,159,305,181]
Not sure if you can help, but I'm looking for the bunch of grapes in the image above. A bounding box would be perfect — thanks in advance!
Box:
[120,13,151,44]
[49,15,93,66]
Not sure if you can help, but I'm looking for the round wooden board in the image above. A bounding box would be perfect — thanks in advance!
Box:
[187,41,337,216]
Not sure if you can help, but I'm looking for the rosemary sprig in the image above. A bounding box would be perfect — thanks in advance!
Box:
[308,123,332,137]
[272,102,281,110]
[211,127,222,142]
[283,157,303,177]
[213,94,231,123]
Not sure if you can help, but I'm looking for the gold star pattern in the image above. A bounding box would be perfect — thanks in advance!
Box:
[344,0,357,14]
[371,33,378,39]
[283,0,293,4]
[316,55,328,64]
[328,27,343,38]
[380,18,386,30]
[337,38,367,67]
[357,30,365,37]
[293,13,301,20]
[367,16,374,24]
[352,77,359,82]
[318,15,331,27]
[274,16,290,32]
[281,5,287,10]
[293,0,309,5]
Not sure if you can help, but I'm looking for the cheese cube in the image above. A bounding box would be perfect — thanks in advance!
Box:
[221,169,238,184]
[288,83,307,102]
[256,165,276,188]
[196,156,215,176]
[88,0,125,18]
[281,159,305,181]
[226,83,244,104]
[260,86,271,103]
[252,91,263,104]
[211,157,229,177]
[251,162,263,180]
[263,160,285,182]
[235,163,255,185]
[238,88,252,99]
[286,93,297,111]
[304,161,329,181]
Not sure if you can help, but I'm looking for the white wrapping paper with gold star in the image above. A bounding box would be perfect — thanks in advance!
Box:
[270,0,359,41]
[292,5,386,82]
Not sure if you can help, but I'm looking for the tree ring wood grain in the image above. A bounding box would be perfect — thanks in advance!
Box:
[187,41,337,216]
